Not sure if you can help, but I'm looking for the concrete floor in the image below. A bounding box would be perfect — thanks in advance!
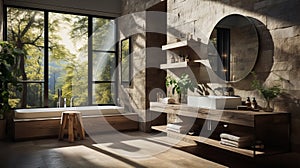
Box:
[0,131,299,168]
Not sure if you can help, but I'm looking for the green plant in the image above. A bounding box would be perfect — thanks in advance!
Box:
[0,41,23,119]
[251,72,281,101]
[165,74,196,95]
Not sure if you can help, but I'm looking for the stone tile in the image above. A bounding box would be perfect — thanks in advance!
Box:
[271,26,300,39]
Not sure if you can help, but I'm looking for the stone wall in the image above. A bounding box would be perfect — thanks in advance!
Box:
[167,0,300,152]
[120,0,165,132]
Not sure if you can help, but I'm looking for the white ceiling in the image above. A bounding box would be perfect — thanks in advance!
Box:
[4,0,122,17]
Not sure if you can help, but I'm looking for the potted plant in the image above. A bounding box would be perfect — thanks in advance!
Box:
[251,72,281,112]
[165,74,196,103]
[0,41,22,139]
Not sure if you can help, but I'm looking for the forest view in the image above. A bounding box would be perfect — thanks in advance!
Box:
[6,7,116,108]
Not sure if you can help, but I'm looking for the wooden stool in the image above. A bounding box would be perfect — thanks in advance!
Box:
[58,111,85,142]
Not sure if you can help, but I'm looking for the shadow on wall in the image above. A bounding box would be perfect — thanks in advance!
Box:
[232,17,274,91]
[207,0,300,27]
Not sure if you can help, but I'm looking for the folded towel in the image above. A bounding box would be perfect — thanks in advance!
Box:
[220,138,252,148]
[167,123,188,130]
[166,123,189,133]
[221,141,240,148]
[220,133,253,142]
[161,97,176,104]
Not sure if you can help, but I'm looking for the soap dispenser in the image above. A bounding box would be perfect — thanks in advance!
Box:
[246,97,251,109]
[251,97,258,110]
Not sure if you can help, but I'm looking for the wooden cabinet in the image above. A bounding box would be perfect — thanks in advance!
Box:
[150,102,290,158]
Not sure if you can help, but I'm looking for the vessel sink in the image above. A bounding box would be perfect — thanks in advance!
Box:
[187,95,241,109]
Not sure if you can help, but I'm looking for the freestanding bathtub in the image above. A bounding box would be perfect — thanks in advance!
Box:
[14,106,125,119]
[13,106,139,140]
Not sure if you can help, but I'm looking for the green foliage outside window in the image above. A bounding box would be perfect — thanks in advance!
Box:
[0,41,23,119]
[6,7,116,107]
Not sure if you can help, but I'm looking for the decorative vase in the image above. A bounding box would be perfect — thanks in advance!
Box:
[264,98,273,112]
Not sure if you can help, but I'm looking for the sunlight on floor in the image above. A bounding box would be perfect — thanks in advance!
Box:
[0,132,228,168]
[53,145,136,167]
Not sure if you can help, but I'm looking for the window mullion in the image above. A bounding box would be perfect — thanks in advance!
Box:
[44,11,49,107]
[88,16,93,106]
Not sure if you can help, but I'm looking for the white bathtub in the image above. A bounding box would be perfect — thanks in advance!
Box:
[14,106,124,119]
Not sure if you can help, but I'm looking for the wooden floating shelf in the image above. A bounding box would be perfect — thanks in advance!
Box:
[160,61,200,69]
[160,62,187,69]
[162,40,200,50]
[151,125,263,158]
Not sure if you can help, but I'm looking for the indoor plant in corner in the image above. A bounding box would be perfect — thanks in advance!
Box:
[0,41,22,139]
[251,72,281,112]
[165,74,196,103]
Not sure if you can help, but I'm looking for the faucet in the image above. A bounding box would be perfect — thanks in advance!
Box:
[57,89,62,108]
[70,96,77,107]
[64,98,67,108]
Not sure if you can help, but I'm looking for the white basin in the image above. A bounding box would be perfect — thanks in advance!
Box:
[187,95,241,109]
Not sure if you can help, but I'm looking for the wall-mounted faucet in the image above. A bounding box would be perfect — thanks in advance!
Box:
[70,96,78,107]
[57,89,77,108]
[57,89,63,108]
[64,98,67,108]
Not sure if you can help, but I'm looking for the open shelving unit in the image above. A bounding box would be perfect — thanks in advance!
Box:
[150,102,290,158]
[160,39,202,70]
[151,125,263,157]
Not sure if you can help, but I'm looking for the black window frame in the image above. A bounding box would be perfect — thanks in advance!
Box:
[120,37,132,87]
[4,5,118,107]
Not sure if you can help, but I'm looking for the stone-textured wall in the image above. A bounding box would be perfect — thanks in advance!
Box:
[120,0,147,131]
[120,0,165,132]
[122,0,166,13]
[167,0,300,152]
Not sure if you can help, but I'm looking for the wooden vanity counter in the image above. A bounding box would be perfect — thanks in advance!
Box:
[150,102,290,157]
[150,102,289,127]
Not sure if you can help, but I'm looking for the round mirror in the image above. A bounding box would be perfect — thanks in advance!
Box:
[208,14,259,82]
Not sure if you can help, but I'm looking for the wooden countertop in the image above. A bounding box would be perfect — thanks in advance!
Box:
[150,102,289,127]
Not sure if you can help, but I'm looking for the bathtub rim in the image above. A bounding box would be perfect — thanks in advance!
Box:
[14,105,126,119]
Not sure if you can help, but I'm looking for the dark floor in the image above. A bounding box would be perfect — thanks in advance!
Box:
[0,132,299,168]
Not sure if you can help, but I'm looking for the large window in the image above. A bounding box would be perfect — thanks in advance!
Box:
[5,7,117,108]
[92,18,117,105]
[121,38,132,86]
[6,7,45,108]
[48,12,88,107]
